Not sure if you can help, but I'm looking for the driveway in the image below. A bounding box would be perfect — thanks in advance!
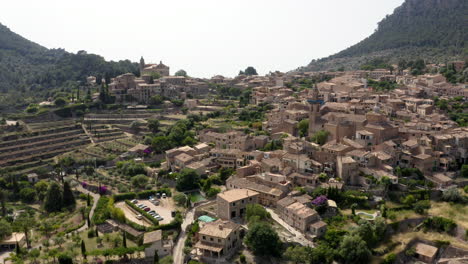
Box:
[173,203,201,264]
[266,208,314,247]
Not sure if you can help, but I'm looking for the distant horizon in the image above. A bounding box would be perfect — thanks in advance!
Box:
[1,0,404,78]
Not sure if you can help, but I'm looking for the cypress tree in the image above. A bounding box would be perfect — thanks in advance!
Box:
[44,182,63,212]
[153,250,159,264]
[62,182,76,207]
[95,227,99,237]
[15,241,20,255]
[122,232,127,248]
[87,193,90,206]
[81,240,86,258]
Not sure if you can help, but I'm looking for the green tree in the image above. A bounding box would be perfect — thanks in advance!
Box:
[149,95,164,106]
[13,214,35,248]
[338,234,371,264]
[54,97,67,107]
[284,246,312,264]
[173,193,187,206]
[19,187,36,203]
[131,175,150,189]
[0,191,6,216]
[122,232,127,248]
[148,119,161,133]
[245,204,270,223]
[153,250,160,263]
[175,69,187,77]
[297,119,309,138]
[58,253,73,264]
[62,181,76,208]
[176,169,200,191]
[461,164,468,178]
[0,220,12,240]
[34,180,49,201]
[311,130,329,145]
[244,66,258,76]
[81,240,86,258]
[44,182,63,212]
[244,222,281,256]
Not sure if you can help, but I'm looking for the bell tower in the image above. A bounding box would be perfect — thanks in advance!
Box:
[308,84,322,138]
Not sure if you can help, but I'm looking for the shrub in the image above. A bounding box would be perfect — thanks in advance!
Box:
[87,229,95,238]
[382,253,396,264]
[422,217,456,233]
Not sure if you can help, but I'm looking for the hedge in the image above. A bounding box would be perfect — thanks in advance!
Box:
[124,199,183,231]
[124,200,159,226]
[114,188,172,202]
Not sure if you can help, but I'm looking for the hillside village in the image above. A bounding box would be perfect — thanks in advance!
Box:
[0,56,467,264]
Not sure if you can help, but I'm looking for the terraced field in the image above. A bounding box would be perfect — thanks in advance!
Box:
[0,122,91,168]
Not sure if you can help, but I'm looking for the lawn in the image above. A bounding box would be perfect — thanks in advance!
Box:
[188,191,206,203]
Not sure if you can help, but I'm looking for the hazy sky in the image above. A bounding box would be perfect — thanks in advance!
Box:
[1,0,404,77]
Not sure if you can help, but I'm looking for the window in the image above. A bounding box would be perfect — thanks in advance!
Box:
[210,238,213,241]
[203,236,206,240]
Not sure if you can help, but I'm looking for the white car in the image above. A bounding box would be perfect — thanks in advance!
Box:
[136,214,143,220]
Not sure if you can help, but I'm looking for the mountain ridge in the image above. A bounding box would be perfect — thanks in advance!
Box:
[0,23,139,111]
[300,0,467,72]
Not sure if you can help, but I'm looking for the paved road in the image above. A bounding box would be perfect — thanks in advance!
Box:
[74,181,100,232]
[173,208,195,264]
[266,208,314,247]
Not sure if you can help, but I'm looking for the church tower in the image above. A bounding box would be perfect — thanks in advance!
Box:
[308,84,322,138]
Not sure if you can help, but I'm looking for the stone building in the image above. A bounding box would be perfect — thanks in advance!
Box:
[217,189,259,220]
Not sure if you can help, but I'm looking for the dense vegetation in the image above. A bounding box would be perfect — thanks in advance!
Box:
[0,23,139,111]
[302,0,467,71]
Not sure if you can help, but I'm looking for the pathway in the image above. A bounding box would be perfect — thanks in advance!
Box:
[173,207,195,264]
[73,180,100,232]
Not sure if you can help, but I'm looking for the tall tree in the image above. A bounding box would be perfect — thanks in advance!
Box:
[338,234,371,264]
[62,181,75,208]
[44,182,63,212]
[13,214,35,248]
[244,66,258,76]
[175,69,187,77]
[81,240,86,258]
[0,219,12,240]
[244,222,281,256]
[0,190,7,216]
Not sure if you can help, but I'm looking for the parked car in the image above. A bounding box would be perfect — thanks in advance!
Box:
[149,210,156,214]
[144,207,150,212]
[137,204,145,208]
[131,199,138,204]
[136,214,143,220]
[156,216,164,221]
[162,193,167,199]
[156,193,161,199]
[152,200,160,205]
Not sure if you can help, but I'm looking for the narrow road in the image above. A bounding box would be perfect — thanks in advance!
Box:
[73,180,100,232]
[173,208,195,264]
[266,208,314,247]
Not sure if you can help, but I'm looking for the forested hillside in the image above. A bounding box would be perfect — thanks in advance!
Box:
[0,23,139,111]
[301,0,467,72]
